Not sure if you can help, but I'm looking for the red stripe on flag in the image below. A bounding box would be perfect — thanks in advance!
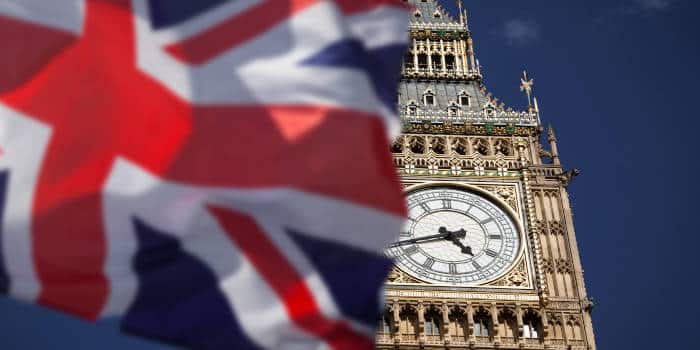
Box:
[208,206,376,350]
[169,105,406,217]
[0,15,76,95]
[335,0,411,15]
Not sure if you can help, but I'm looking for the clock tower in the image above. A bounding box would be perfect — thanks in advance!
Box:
[376,1,597,349]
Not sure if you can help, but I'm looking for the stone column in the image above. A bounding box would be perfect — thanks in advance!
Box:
[490,303,499,339]
[454,39,462,74]
[426,38,433,75]
[440,39,447,73]
[392,300,400,334]
[460,39,469,74]
[548,125,561,165]
[467,36,476,74]
[413,39,419,74]
[418,302,426,345]
[516,304,524,339]
[466,303,475,341]
[442,302,451,343]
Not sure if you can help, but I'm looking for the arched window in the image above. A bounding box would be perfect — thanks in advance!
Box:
[448,102,460,117]
[473,138,489,156]
[494,139,512,156]
[423,90,435,106]
[430,54,441,71]
[498,309,518,340]
[448,308,468,340]
[473,310,491,337]
[378,313,392,335]
[424,311,441,336]
[522,311,542,339]
[406,102,418,116]
[399,307,420,342]
[417,53,428,70]
[404,52,414,70]
[459,92,470,107]
[445,54,455,71]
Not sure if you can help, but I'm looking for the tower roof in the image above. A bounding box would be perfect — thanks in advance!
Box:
[407,0,460,26]
[399,1,541,129]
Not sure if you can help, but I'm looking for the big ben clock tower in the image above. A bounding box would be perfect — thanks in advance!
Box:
[376,1,597,349]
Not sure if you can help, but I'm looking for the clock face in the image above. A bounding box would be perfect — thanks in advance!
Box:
[386,187,521,285]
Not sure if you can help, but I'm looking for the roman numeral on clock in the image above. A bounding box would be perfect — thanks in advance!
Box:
[449,263,457,274]
[489,234,502,240]
[485,249,498,258]
[442,199,451,209]
[419,202,431,213]
[423,258,435,269]
[472,261,482,270]
[404,245,418,255]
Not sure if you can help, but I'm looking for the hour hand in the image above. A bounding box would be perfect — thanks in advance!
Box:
[447,235,474,256]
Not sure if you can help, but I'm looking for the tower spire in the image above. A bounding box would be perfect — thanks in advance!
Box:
[456,0,465,26]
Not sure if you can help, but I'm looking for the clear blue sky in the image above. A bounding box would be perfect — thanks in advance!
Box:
[1,1,698,348]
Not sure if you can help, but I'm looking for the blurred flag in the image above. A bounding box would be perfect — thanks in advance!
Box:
[0,0,409,349]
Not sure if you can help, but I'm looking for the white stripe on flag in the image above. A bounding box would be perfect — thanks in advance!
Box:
[0,0,84,34]
[0,104,50,302]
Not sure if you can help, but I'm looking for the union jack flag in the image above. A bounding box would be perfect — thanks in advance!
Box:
[0,0,409,348]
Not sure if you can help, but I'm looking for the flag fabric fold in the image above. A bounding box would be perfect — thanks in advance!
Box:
[0,0,409,348]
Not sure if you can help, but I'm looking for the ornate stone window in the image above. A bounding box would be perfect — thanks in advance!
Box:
[408,136,425,154]
[404,52,414,70]
[424,310,441,336]
[498,308,518,340]
[451,137,468,155]
[399,306,419,342]
[448,308,468,340]
[447,102,460,117]
[378,313,392,335]
[522,310,543,339]
[430,54,441,71]
[406,101,418,116]
[473,138,489,156]
[417,53,428,70]
[494,139,512,156]
[445,54,456,71]
[459,91,471,107]
[423,90,435,106]
[391,138,403,153]
[429,136,446,154]
[473,309,491,337]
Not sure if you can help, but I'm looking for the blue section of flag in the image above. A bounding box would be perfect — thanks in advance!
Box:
[148,0,231,29]
[302,40,407,113]
[0,171,7,294]
[123,218,261,350]
[287,228,392,328]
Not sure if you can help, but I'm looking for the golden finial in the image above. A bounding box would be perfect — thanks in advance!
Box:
[520,70,534,106]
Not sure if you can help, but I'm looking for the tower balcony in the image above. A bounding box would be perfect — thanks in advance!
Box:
[400,107,540,127]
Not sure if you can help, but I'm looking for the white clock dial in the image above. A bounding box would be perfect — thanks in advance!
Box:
[387,187,521,285]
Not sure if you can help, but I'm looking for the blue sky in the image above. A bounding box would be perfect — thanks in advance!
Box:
[1,0,698,349]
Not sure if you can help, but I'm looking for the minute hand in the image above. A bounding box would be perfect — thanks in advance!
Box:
[388,228,466,248]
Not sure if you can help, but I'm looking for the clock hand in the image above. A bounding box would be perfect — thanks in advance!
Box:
[388,232,451,248]
[445,233,474,256]
[388,227,466,248]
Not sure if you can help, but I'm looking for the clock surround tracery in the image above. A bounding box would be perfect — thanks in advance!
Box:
[388,183,525,287]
